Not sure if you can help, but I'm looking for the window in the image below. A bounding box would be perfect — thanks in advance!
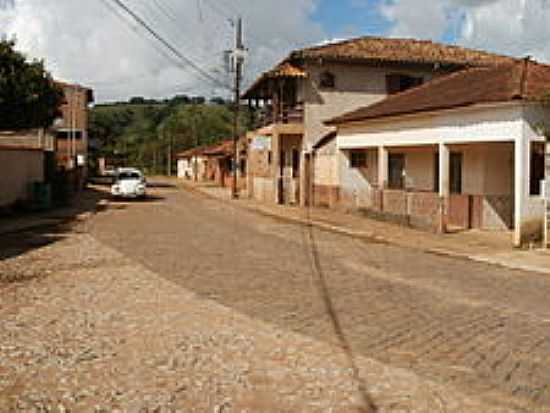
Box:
[267,151,272,165]
[386,74,424,95]
[388,154,405,189]
[292,149,300,178]
[531,143,545,195]
[450,152,463,194]
[434,153,440,192]
[320,71,336,89]
[350,150,367,168]
[56,131,83,140]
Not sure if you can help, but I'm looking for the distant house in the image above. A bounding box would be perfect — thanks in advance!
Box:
[52,81,94,186]
[202,138,247,190]
[176,147,207,180]
[0,81,94,210]
[243,36,514,207]
[325,59,550,246]
[176,137,248,190]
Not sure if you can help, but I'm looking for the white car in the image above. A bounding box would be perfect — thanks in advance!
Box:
[111,168,147,199]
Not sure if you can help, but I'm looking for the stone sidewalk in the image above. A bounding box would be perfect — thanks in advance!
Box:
[181,181,550,276]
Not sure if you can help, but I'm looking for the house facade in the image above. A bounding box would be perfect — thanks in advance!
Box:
[243,36,514,207]
[326,60,550,246]
[177,148,207,181]
[176,137,248,190]
[52,82,94,176]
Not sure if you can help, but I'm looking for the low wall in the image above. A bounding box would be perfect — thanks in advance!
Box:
[520,197,545,242]
[0,147,45,208]
[482,195,514,230]
[408,191,440,229]
[313,185,340,208]
[359,189,441,231]
[223,175,247,191]
[251,176,275,204]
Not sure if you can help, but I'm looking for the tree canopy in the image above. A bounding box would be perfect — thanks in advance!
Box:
[0,39,64,130]
[89,99,255,175]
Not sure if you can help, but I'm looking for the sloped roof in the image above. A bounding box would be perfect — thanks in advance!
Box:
[176,147,204,159]
[203,140,234,157]
[292,36,514,67]
[243,36,516,99]
[242,62,306,99]
[326,59,550,125]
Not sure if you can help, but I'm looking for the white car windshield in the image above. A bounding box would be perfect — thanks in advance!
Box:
[117,172,142,181]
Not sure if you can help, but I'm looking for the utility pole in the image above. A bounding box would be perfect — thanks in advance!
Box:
[231,17,245,199]
[193,112,199,182]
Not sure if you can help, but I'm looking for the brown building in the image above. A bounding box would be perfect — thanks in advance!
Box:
[52,81,94,175]
[243,36,515,208]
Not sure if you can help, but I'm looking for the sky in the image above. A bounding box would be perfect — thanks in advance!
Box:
[1,0,549,102]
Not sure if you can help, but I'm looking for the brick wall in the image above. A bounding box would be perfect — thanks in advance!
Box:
[382,190,408,216]
[408,192,440,229]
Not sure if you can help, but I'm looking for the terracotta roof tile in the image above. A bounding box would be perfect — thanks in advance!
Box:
[243,36,516,99]
[242,62,306,99]
[293,36,515,67]
[326,59,550,125]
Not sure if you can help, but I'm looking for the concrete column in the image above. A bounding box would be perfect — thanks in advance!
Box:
[299,150,308,207]
[378,146,388,189]
[438,143,450,233]
[514,136,530,247]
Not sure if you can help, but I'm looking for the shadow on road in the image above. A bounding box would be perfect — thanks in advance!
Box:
[304,211,379,413]
[0,187,110,263]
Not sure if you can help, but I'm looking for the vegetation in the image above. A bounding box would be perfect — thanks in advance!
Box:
[0,39,64,130]
[90,95,254,175]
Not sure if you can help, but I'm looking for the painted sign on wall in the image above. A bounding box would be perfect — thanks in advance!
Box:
[250,135,271,151]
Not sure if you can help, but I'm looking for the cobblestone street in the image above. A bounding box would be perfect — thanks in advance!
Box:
[2,185,550,411]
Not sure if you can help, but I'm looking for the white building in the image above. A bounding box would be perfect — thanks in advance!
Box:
[326,59,549,246]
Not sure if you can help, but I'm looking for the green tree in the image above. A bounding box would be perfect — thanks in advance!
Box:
[0,39,63,130]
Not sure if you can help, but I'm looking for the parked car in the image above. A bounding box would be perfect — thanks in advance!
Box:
[111,168,147,199]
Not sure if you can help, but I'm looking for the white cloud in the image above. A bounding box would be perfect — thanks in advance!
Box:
[1,0,324,102]
[380,0,550,62]
[380,0,449,40]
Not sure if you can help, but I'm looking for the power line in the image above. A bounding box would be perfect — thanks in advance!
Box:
[134,0,234,78]
[99,0,196,72]
[104,0,231,91]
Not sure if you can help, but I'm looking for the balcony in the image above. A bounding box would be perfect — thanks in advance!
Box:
[256,103,304,128]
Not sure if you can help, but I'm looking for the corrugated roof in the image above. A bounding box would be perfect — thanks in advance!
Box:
[326,59,550,125]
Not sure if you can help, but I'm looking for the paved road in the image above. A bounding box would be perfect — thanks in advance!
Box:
[89,186,550,411]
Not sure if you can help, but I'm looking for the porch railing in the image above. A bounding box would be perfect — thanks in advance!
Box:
[256,103,304,128]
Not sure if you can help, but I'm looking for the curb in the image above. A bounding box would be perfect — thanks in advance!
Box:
[180,184,528,267]
[180,183,550,276]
